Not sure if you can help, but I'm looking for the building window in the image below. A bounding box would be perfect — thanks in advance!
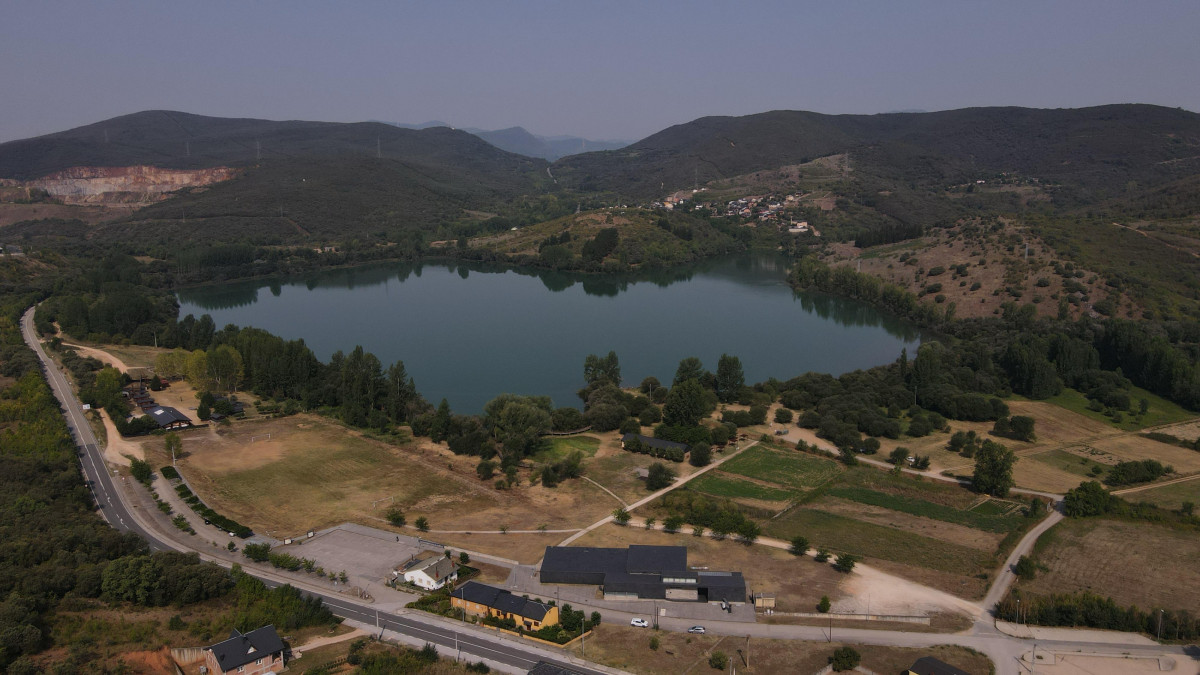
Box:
[255,658,263,665]
[237,668,245,673]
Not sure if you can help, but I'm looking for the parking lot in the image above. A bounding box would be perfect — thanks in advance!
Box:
[274,522,434,582]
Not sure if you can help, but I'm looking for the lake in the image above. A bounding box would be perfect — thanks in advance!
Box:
[176,255,922,413]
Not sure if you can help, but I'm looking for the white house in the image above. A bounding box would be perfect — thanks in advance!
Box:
[400,556,459,591]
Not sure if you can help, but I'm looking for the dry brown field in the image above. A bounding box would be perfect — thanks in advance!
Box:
[569,625,991,675]
[1020,518,1200,612]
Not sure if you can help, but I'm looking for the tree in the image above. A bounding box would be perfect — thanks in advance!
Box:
[829,646,861,672]
[663,379,707,427]
[164,432,182,464]
[689,443,711,467]
[460,552,470,565]
[789,536,809,556]
[185,349,211,391]
[129,458,152,483]
[640,376,661,395]
[583,351,621,386]
[973,440,1017,496]
[1014,555,1038,581]
[1063,481,1117,517]
[386,508,406,527]
[817,595,831,613]
[774,408,794,424]
[645,462,676,490]
[673,357,705,386]
[415,517,430,532]
[206,344,244,394]
[714,354,745,403]
[832,553,858,573]
[485,395,553,459]
[612,508,631,525]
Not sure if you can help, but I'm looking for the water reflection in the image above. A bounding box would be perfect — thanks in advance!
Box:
[177,256,920,339]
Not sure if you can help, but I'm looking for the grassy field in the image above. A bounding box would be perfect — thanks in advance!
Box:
[1021,517,1200,613]
[532,435,601,463]
[765,508,996,578]
[1045,386,1197,431]
[1029,448,1109,479]
[689,472,796,502]
[823,485,1023,533]
[568,625,992,675]
[720,446,842,490]
[1115,478,1200,511]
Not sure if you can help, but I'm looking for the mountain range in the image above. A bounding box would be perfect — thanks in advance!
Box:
[387,120,629,161]
[1,104,1198,250]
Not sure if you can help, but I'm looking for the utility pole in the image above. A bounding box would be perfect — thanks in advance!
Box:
[1158,609,1164,640]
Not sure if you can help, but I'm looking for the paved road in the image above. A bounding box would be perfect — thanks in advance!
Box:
[23,306,1199,675]
[21,306,609,675]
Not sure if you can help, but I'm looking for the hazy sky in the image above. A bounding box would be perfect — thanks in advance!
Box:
[2,1,1198,143]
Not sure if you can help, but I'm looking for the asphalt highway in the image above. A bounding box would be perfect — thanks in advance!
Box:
[21,306,604,675]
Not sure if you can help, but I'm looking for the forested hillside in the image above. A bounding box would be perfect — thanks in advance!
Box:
[552,105,1200,201]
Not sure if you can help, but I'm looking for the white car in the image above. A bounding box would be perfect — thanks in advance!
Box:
[687,625,706,634]
[630,618,649,627]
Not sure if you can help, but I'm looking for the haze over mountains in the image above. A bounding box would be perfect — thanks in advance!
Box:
[1,104,1197,248]
[388,120,630,161]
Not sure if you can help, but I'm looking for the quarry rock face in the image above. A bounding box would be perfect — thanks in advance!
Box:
[28,165,236,204]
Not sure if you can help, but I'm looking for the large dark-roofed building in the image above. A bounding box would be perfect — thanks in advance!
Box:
[540,545,745,604]
[149,406,192,429]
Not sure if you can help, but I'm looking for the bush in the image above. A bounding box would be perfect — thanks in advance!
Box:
[129,458,153,484]
[789,536,809,556]
[689,443,711,467]
[386,508,406,528]
[833,553,858,573]
[646,462,676,490]
[817,595,831,613]
[774,408,793,424]
[708,651,728,670]
[415,517,430,532]
[829,646,861,671]
[649,636,660,651]
[160,465,180,480]
[243,543,271,562]
[1014,555,1038,581]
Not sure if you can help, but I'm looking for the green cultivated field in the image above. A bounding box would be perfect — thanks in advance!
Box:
[766,508,995,576]
[824,485,1024,533]
[720,447,842,490]
[689,472,795,502]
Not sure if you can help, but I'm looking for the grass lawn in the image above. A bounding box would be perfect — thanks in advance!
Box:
[1030,448,1109,479]
[1117,479,1200,511]
[1022,517,1200,614]
[689,472,796,502]
[720,446,842,490]
[532,435,601,463]
[1045,386,1196,431]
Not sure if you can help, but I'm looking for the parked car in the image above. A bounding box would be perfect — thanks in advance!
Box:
[630,618,649,627]
[687,625,706,634]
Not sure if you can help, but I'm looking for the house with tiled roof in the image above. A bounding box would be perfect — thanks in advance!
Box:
[203,625,284,675]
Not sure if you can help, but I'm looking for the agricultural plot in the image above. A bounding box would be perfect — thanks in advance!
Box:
[1029,448,1109,480]
[1021,518,1200,614]
[719,446,842,490]
[1089,434,1200,474]
[688,472,795,502]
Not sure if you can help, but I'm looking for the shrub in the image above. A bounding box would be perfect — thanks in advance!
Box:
[789,536,809,556]
[415,517,430,532]
[649,636,660,651]
[774,408,793,424]
[386,508,406,527]
[817,595,831,613]
[129,458,153,484]
[829,646,861,671]
[1014,555,1038,581]
[708,651,728,670]
[833,553,858,573]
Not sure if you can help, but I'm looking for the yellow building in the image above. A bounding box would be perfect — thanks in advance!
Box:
[451,581,559,631]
